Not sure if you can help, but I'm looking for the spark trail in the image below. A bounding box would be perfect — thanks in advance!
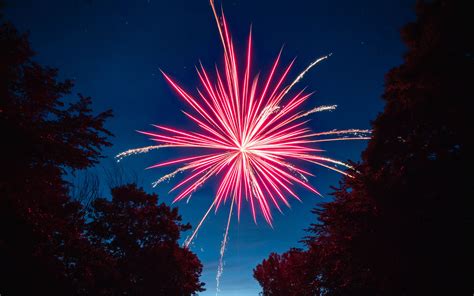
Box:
[216,197,234,294]
[117,0,371,293]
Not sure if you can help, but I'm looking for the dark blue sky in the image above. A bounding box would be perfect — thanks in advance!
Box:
[5,0,414,294]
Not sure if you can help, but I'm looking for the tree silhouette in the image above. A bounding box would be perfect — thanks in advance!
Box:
[87,184,205,295]
[1,14,205,295]
[255,1,473,295]
[351,0,473,293]
[254,248,319,296]
[0,16,113,295]
[301,169,380,295]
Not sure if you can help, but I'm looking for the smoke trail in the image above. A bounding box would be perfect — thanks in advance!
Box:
[115,145,173,162]
[297,104,337,119]
[309,128,371,137]
[282,53,332,97]
[216,197,234,295]
[151,165,191,187]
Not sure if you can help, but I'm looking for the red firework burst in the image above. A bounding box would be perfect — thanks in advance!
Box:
[117,1,370,244]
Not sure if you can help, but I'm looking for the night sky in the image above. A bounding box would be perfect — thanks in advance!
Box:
[5,0,414,294]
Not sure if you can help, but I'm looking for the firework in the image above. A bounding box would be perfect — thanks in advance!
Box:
[119,0,369,232]
[118,1,370,291]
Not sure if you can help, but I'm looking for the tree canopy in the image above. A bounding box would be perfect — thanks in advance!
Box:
[255,1,473,294]
[87,184,205,295]
[1,14,204,295]
[0,18,113,295]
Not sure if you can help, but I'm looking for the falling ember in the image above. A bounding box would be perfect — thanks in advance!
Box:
[117,0,370,292]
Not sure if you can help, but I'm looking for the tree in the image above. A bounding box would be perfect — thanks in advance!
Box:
[1,12,205,295]
[256,1,473,295]
[86,184,205,295]
[254,248,319,296]
[301,170,380,295]
[0,16,113,294]
[352,0,473,293]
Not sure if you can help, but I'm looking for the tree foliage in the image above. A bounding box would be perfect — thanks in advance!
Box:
[254,248,319,296]
[1,15,204,295]
[0,18,113,295]
[255,1,473,294]
[87,184,205,295]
